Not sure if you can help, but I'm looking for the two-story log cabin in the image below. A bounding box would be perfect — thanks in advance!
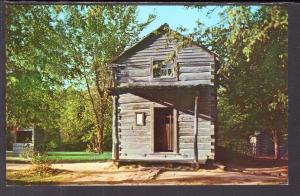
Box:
[110,23,219,164]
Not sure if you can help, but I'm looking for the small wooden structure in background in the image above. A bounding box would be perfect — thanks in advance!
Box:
[12,127,34,155]
[249,131,288,159]
[110,23,219,164]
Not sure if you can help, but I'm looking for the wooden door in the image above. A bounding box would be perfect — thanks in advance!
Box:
[154,108,174,152]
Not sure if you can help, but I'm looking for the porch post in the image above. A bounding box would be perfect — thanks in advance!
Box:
[194,91,199,165]
[112,95,119,161]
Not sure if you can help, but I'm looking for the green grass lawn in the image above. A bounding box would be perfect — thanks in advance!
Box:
[47,151,112,163]
[6,151,112,163]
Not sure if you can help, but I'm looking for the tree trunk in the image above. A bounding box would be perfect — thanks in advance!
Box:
[98,118,104,153]
[83,73,104,153]
[273,130,280,160]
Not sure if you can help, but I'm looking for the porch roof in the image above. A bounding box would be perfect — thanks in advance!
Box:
[109,83,212,95]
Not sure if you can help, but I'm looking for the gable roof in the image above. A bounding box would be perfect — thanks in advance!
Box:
[110,23,218,64]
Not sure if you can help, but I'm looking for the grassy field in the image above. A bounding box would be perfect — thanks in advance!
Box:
[47,151,112,163]
[6,151,112,163]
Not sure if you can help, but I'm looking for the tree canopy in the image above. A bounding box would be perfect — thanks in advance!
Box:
[6,5,155,152]
[189,5,288,158]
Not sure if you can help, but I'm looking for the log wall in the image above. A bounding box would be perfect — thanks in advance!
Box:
[115,32,215,88]
[117,89,214,163]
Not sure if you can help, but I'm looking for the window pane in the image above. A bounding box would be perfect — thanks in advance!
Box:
[152,60,174,78]
[136,113,144,125]
[153,61,163,67]
[153,68,161,78]
[164,63,173,68]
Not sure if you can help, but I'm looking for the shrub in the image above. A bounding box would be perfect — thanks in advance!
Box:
[21,146,57,176]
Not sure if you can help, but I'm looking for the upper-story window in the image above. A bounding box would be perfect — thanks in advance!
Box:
[152,60,174,78]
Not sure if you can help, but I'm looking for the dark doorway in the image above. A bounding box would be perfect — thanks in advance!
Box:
[154,108,174,152]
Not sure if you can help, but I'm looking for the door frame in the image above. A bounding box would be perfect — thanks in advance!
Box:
[150,103,178,154]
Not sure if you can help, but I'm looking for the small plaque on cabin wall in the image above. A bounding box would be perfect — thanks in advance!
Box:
[135,112,145,126]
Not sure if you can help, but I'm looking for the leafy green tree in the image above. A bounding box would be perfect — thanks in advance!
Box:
[60,5,155,152]
[6,5,70,149]
[6,5,155,152]
[57,87,94,151]
[189,5,288,159]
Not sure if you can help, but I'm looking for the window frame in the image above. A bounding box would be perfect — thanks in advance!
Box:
[135,112,145,126]
[150,57,177,79]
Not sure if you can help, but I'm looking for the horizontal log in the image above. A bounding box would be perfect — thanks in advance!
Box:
[179,132,212,137]
[119,136,151,143]
[121,62,150,67]
[119,112,150,118]
[147,42,174,48]
[119,118,151,124]
[179,66,211,73]
[120,143,151,149]
[177,49,196,53]
[179,149,211,158]
[120,103,151,110]
[118,69,150,77]
[119,100,152,105]
[118,116,151,123]
[119,77,186,84]
[119,154,190,160]
[178,62,213,67]
[179,128,213,135]
[177,58,214,64]
[178,114,210,122]
[177,53,212,58]
[179,129,212,134]
[119,121,149,128]
[179,136,213,143]
[118,66,212,78]
[179,121,211,126]
[179,72,211,81]
[119,60,212,70]
[122,59,150,64]
[119,149,152,154]
[119,76,150,83]
[179,112,211,118]
[119,96,151,104]
[179,46,205,52]
[179,143,213,150]
[147,153,184,158]
[118,80,212,87]
[131,49,175,56]
[119,123,150,130]
[177,55,214,61]
[119,110,150,116]
[179,127,211,131]
[119,134,151,139]
[119,130,151,136]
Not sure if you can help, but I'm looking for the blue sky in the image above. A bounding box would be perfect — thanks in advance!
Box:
[136,6,222,37]
[136,5,260,38]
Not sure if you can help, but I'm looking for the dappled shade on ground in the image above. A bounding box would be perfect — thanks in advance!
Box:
[6,159,288,185]
[216,146,288,169]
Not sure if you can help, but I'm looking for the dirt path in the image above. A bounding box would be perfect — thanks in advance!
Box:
[6,162,288,185]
